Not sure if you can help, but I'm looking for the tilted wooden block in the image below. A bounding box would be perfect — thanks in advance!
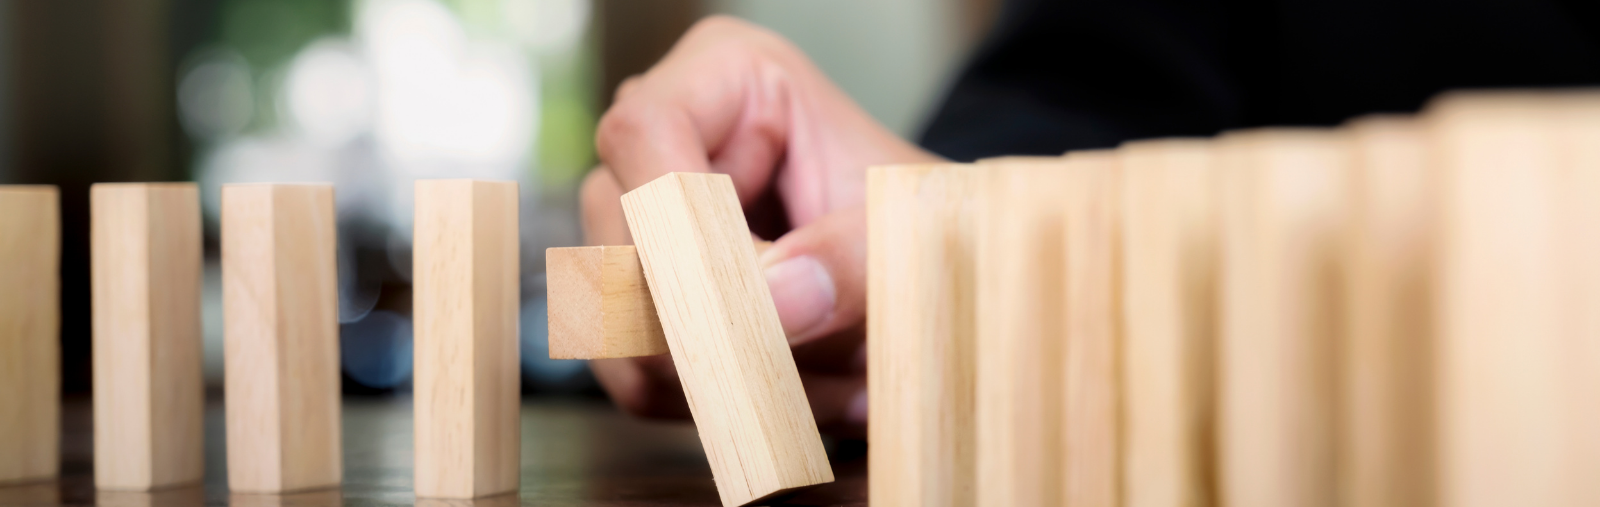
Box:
[1060,151,1121,507]
[91,183,205,490]
[0,185,59,485]
[1217,129,1346,507]
[414,180,521,499]
[867,163,981,507]
[222,184,342,493]
[1118,139,1218,507]
[621,172,833,507]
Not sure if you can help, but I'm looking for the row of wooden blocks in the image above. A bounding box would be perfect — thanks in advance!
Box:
[0,181,521,499]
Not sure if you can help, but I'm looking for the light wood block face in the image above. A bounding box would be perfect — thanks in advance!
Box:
[91,183,205,490]
[975,159,1070,507]
[1216,130,1346,507]
[546,245,668,359]
[1340,116,1435,507]
[620,173,833,507]
[1061,151,1122,507]
[222,184,342,493]
[1119,139,1217,507]
[867,164,981,507]
[0,185,59,485]
[413,180,522,499]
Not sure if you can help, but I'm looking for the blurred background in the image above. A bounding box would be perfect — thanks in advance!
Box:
[0,0,997,398]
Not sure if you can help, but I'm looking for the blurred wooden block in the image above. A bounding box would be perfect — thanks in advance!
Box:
[867,163,981,507]
[621,172,833,507]
[91,183,204,491]
[222,184,342,493]
[1119,139,1217,507]
[975,158,1070,507]
[229,489,342,507]
[96,487,205,507]
[414,180,521,499]
[0,185,59,485]
[1217,129,1346,507]
[1340,116,1435,507]
[1060,151,1121,507]
[546,240,772,360]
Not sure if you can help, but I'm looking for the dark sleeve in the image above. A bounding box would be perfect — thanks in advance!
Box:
[919,0,1250,161]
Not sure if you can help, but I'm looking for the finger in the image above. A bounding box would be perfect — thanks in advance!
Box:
[588,354,691,420]
[758,206,867,346]
[613,75,643,104]
[579,166,631,245]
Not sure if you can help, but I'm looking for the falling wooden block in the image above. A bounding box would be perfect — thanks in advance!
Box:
[1060,150,1122,507]
[1118,139,1218,507]
[222,184,341,493]
[867,163,981,507]
[413,180,521,499]
[91,183,205,490]
[975,157,1070,507]
[1216,129,1346,507]
[620,172,833,507]
[1339,115,1435,507]
[0,185,59,485]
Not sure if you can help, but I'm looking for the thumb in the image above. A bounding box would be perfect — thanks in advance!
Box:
[758,207,866,345]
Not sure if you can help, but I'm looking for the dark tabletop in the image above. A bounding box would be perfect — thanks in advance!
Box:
[0,396,867,507]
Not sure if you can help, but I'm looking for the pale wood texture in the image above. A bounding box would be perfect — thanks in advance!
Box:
[546,245,669,359]
[867,164,981,507]
[1119,140,1218,507]
[90,183,204,490]
[1061,151,1122,507]
[1339,116,1435,507]
[1429,91,1600,507]
[0,185,59,485]
[975,158,1069,507]
[222,184,342,493]
[546,241,771,360]
[414,180,522,499]
[1216,129,1346,507]
[620,172,833,507]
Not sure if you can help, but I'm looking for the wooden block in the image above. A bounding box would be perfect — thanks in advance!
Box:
[414,180,521,499]
[222,184,342,493]
[1118,139,1217,507]
[91,183,205,490]
[1339,115,1435,507]
[1429,91,1600,507]
[1060,150,1122,507]
[96,487,205,507]
[1216,129,1346,507]
[545,241,772,360]
[620,172,833,507]
[0,185,59,485]
[229,489,342,507]
[975,158,1070,507]
[867,163,981,507]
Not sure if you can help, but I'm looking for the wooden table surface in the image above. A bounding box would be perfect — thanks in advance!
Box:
[0,396,867,506]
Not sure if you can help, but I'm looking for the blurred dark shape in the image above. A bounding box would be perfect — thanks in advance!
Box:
[597,0,701,110]
[339,310,414,392]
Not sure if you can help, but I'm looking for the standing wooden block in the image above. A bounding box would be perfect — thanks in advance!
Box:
[620,173,833,507]
[414,180,521,499]
[867,164,981,507]
[1060,151,1122,507]
[1216,129,1346,507]
[0,185,59,485]
[1339,116,1435,507]
[975,158,1069,507]
[546,245,668,359]
[91,183,204,490]
[222,184,341,493]
[1119,139,1217,507]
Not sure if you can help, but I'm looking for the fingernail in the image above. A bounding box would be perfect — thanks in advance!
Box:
[763,255,836,341]
[847,389,868,425]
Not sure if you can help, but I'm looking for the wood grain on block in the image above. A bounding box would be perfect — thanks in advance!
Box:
[1060,150,1122,507]
[1119,139,1217,507]
[0,185,59,485]
[620,172,833,507]
[222,184,341,493]
[91,183,204,490]
[867,164,981,507]
[1216,129,1346,507]
[414,180,521,499]
[975,158,1069,507]
[1339,116,1435,507]
[1429,91,1600,507]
